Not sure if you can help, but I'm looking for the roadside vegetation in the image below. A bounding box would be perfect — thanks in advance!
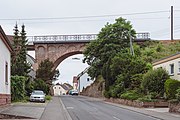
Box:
[10,24,56,102]
[83,17,180,102]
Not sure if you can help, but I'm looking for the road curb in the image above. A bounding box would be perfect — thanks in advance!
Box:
[104,101,165,120]
[59,97,72,120]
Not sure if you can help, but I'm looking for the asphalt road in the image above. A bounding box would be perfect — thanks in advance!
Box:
[61,96,161,120]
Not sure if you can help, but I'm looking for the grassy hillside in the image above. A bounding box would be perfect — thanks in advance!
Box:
[137,40,180,63]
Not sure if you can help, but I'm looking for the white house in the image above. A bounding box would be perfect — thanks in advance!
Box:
[76,67,93,92]
[0,26,13,106]
[53,83,68,96]
[153,52,180,81]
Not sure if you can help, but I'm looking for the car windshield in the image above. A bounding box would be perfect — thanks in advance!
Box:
[32,91,44,95]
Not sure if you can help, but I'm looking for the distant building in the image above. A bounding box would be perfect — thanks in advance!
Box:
[153,52,180,80]
[53,83,72,96]
[73,76,78,90]
[76,67,93,92]
[0,26,13,106]
[63,83,73,90]
[78,73,93,92]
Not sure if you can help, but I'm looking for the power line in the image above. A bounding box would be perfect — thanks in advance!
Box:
[0,10,169,21]
[14,17,169,25]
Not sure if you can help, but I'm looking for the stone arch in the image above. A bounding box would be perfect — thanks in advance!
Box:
[67,45,76,53]
[58,45,67,54]
[37,46,45,57]
[34,42,87,71]
[48,45,57,61]
[53,51,83,71]
[48,45,56,53]
[79,44,86,51]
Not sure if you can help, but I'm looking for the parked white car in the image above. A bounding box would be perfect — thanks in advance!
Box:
[30,90,46,103]
[71,90,79,95]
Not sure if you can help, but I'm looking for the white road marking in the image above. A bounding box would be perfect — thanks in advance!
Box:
[66,107,74,109]
[113,116,121,120]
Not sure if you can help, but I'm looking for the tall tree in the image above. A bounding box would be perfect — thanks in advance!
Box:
[36,59,59,85]
[83,17,136,90]
[11,24,30,76]
[19,24,31,75]
[11,23,20,65]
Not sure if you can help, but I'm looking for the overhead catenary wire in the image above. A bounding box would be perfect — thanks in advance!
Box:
[0,10,170,21]
[151,25,180,38]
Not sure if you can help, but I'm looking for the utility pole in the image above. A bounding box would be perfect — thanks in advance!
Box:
[171,6,173,40]
[129,32,134,56]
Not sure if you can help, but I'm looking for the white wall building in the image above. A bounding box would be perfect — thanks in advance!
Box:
[78,73,93,92]
[0,26,13,106]
[53,83,68,96]
[153,53,180,81]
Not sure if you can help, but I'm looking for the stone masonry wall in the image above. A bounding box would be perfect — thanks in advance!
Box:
[0,94,11,106]
[81,79,105,98]
[169,102,180,114]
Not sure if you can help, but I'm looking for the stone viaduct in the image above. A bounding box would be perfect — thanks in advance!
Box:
[27,33,150,71]
[33,41,88,70]
[27,34,97,71]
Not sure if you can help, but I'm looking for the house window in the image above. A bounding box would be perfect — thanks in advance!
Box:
[5,62,8,85]
[169,63,174,75]
[178,61,180,73]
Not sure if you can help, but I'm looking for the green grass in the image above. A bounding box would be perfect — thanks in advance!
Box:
[45,95,52,101]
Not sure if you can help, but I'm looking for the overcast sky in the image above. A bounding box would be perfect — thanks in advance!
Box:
[1,0,180,84]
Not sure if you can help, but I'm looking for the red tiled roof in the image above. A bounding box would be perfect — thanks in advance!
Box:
[153,52,180,66]
[0,26,13,53]
[6,35,14,45]
[63,83,73,89]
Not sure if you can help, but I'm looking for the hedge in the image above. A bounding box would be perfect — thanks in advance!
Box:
[11,76,27,102]
[141,68,169,97]
[165,79,180,99]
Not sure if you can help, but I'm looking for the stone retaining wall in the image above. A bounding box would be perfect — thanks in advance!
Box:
[105,98,168,108]
[81,80,104,98]
[0,94,11,106]
[169,102,180,114]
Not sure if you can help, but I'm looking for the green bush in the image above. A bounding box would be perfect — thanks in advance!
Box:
[103,90,111,98]
[176,88,180,101]
[11,76,27,102]
[33,79,49,95]
[25,78,34,96]
[137,95,152,102]
[149,92,158,99]
[120,90,141,100]
[130,74,143,89]
[141,68,169,97]
[45,95,52,101]
[24,96,30,102]
[165,79,180,99]
[137,92,157,102]
[109,84,124,98]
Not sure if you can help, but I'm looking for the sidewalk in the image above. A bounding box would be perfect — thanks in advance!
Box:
[0,102,46,120]
[40,96,72,120]
[0,96,71,120]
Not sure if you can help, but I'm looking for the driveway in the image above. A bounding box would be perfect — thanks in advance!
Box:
[0,102,46,119]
